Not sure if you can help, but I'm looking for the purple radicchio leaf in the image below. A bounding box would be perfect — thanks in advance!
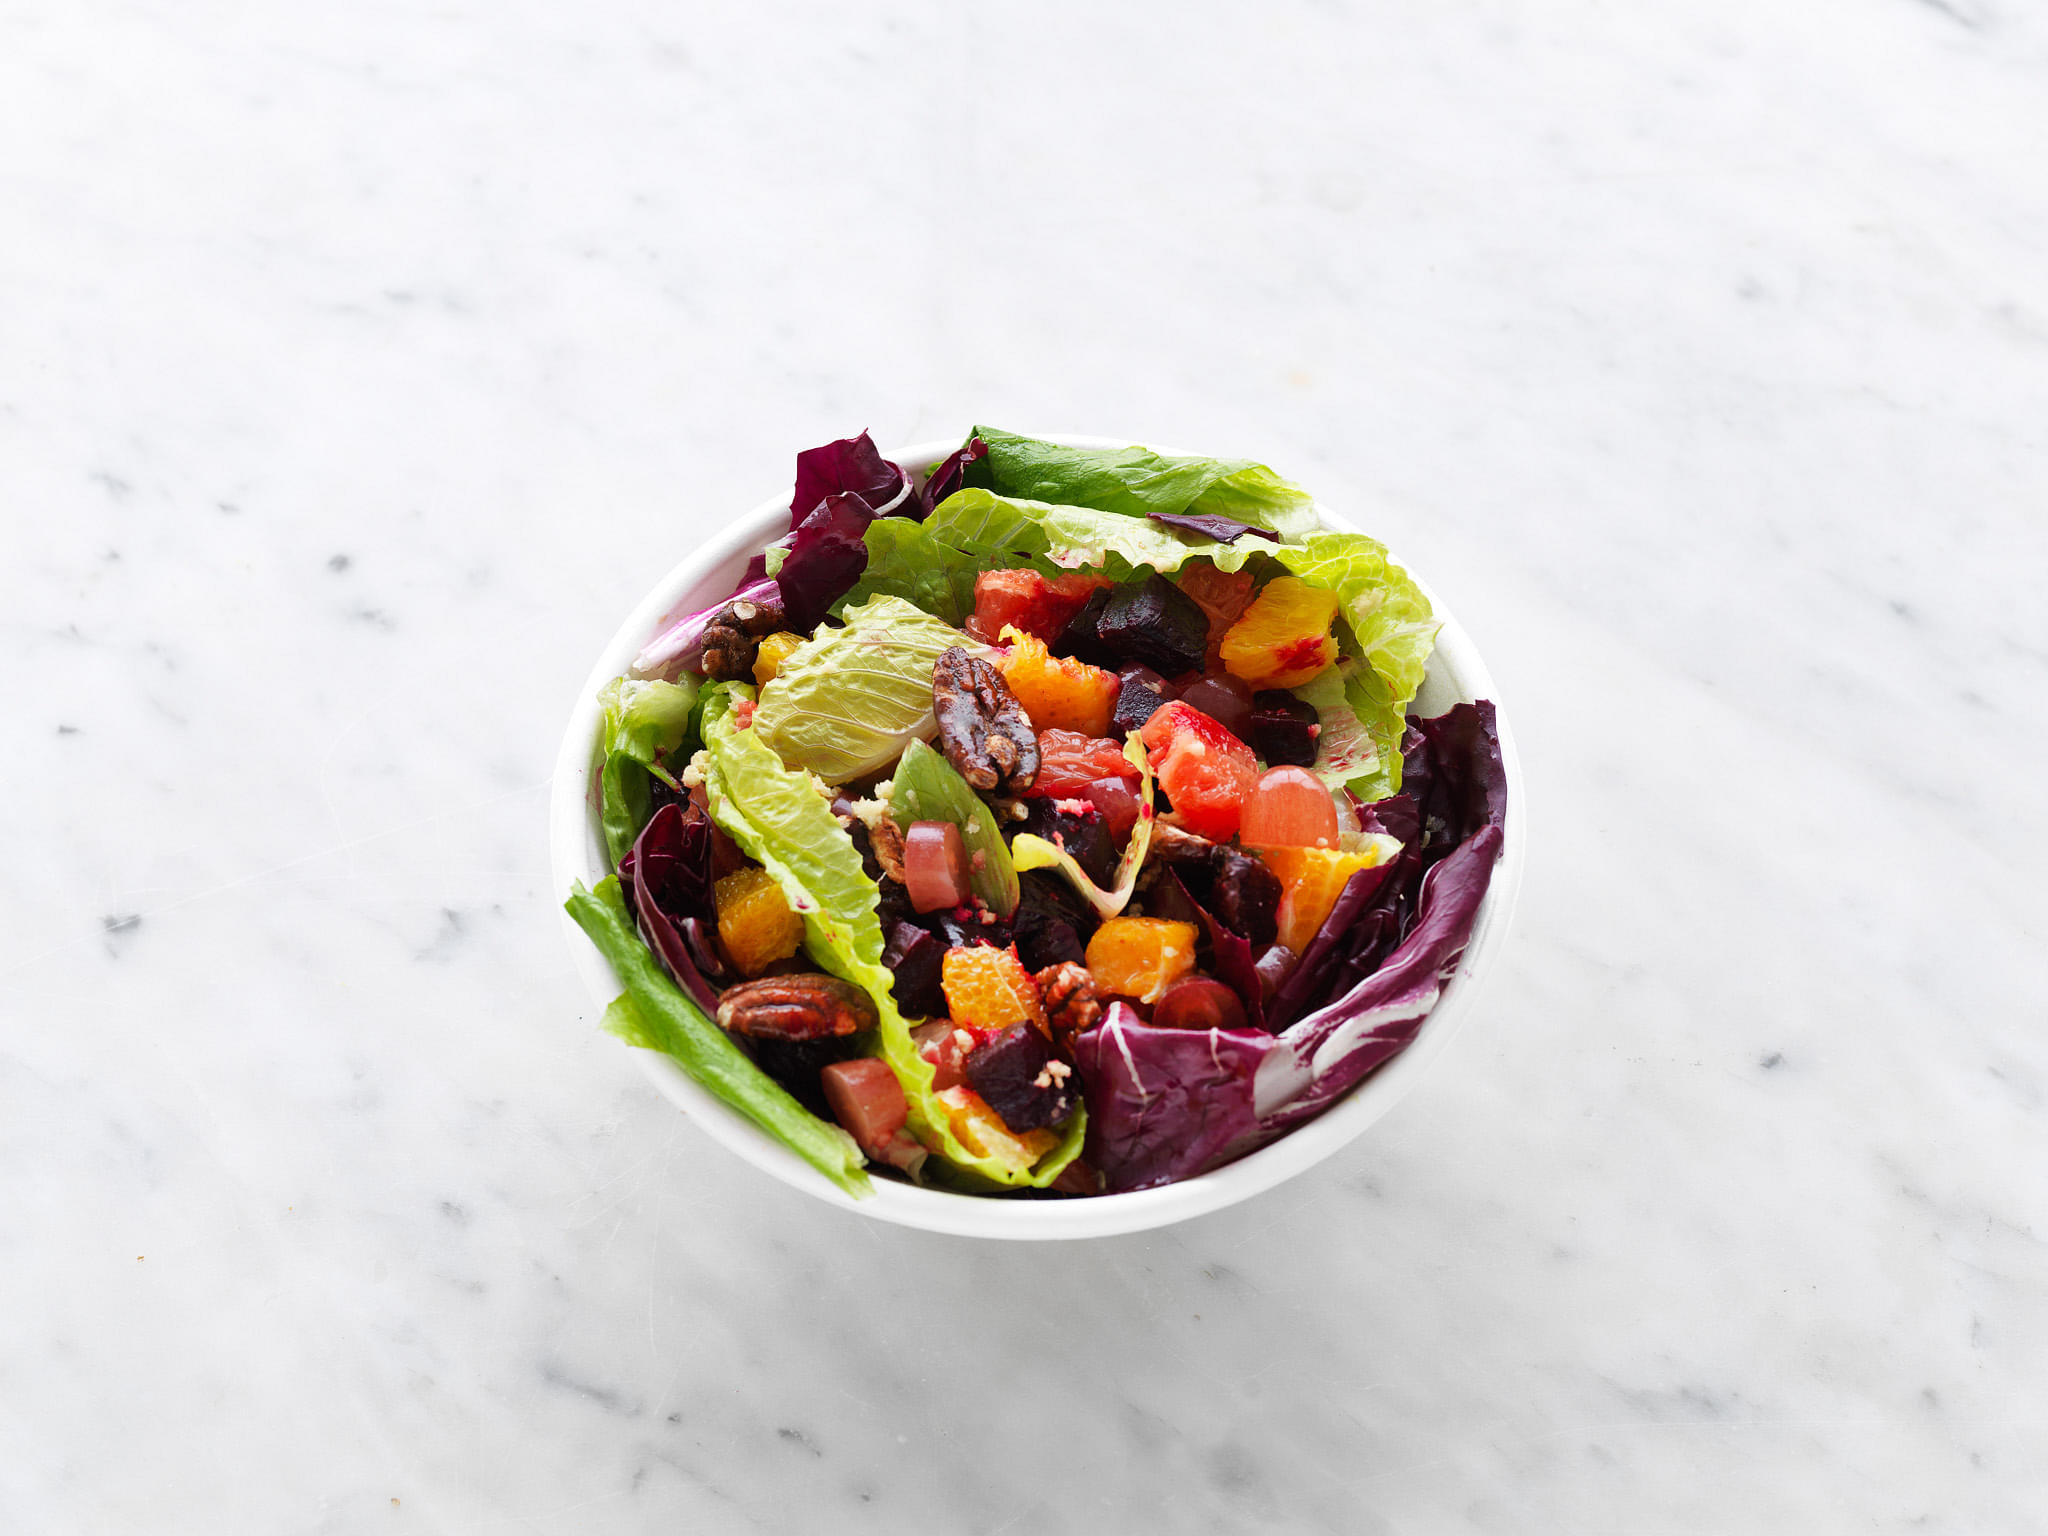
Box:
[635,432,913,674]
[774,491,876,634]
[920,435,990,516]
[1146,509,1278,544]
[1072,1003,1285,1193]
[619,801,726,1015]
[633,559,779,677]
[790,430,914,531]
[1148,868,1267,1033]
[1076,699,1510,1191]
[1264,858,1404,1032]
[1258,824,1504,1135]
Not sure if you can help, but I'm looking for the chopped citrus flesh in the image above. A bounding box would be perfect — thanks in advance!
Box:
[998,626,1119,737]
[1085,916,1199,1003]
[714,866,804,976]
[1249,844,1392,954]
[1219,577,1340,690]
[752,631,806,687]
[936,1086,1060,1168]
[941,945,1049,1034]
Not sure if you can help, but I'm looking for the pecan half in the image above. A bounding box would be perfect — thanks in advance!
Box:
[866,812,908,884]
[696,592,789,681]
[716,973,877,1041]
[932,646,1039,794]
[1035,961,1101,1040]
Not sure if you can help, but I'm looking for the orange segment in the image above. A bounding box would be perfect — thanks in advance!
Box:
[1248,844,1391,954]
[997,626,1119,737]
[936,1086,1060,1167]
[1219,577,1340,690]
[714,866,804,976]
[940,945,1049,1034]
[1084,916,1198,1004]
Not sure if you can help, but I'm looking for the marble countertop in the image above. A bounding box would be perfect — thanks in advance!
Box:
[6,1,2045,1530]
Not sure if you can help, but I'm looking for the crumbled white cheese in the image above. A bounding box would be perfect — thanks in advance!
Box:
[679,750,710,791]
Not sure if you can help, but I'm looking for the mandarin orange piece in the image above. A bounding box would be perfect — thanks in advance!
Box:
[997,626,1119,737]
[1219,577,1340,690]
[940,945,1050,1034]
[713,866,804,976]
[1249,844,1390,954]
[1084,915,1199,1004]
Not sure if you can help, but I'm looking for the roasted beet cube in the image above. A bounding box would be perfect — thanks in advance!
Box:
[1053,585,1114,666]
[1209,845,1281,947]
[883,920,946,1018]
[1251,691,1320,767]
[963,1024,1077,1133]
[747,1035,859,1118]
[1019,798,1116,888]
[1095,574,1209,677]
[1012,872,1089,970]
[918,904,1013,952]
[1111,675,1171,735]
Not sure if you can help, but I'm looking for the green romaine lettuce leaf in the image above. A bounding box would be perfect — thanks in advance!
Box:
[886,738,1019,916]
[752,595,972,783]
[596,676,699,866]
[1291,660,1380,793]
[565,878,869,1196]
[1270,532,1438,799]
[840,516,984,626]
[1009,736,1154,920]
[973,427,1319,541]
[698,683,1082,1190]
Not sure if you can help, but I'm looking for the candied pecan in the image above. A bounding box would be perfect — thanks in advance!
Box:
[1210,845,1281,948]
[716,974,877,1041]
[695,592,789,681]
[698,618,757,681]
[932,646,1039,794]
[866,813,908,883]
[1148,822,1215,865]
[1034,961,1101,1040]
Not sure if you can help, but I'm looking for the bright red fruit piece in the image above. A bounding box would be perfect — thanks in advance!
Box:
[1239,766,1340,848]
[1028,729,1138,798]
[964,569,1113,645]
[1138,700,1260,842]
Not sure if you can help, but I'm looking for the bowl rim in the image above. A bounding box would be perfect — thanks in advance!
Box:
[549,434,1526,1240]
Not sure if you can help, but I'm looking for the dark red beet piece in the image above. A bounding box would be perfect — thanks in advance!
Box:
[964,1024,1077,1132]
[1012,872,1089,970]
[1019,798,1116,887]
[1096,574,1210,677]
[1054,585,1114,666]
[883,920,946,1018]
[1209,845,1281,947]
[1111,675,1171,735]
[918,904,1014,951]
[1176,674,1256,741]
[1251,691,1320,767]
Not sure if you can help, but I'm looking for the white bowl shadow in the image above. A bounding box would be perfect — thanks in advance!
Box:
[549,437,1526,1239]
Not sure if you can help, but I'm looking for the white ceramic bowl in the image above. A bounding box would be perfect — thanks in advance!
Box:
[551,437,1525,1239]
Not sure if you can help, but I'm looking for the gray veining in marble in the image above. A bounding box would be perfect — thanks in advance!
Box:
[4,0,2046,1530]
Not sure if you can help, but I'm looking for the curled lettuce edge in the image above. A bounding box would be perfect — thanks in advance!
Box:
[595,675,699,867]
[1008,735,1154,920]
[752,594,976,784]
[565,877,871,1198]
[697,682,1083,1191]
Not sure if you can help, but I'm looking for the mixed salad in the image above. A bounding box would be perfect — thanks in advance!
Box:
[566,429,1506,1197]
